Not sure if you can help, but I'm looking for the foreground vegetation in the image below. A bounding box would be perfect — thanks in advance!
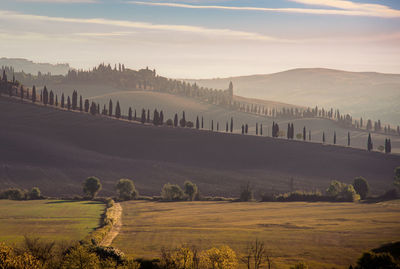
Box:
[113,200,400,268]
[0,200,104,244]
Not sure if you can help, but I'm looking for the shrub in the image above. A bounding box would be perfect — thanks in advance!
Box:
[354,251,400,269]
[353,177,369,200]
[0,188,26,200]
[91,245,125,265]
[29,187,41,200]
[274,191,325,202]
[200,245,238,269]
[116,179,138,201]
[166,119,173,126]
[83,176,102,199]
[290,262,309,269]
[326,180,360,202]
[183,181,198,201]
[61,244,99,269]
[0,242,41,269]
[161,183,185,201]
[394,167,400,189]
[160,246,195,269]
[186,121,194,128]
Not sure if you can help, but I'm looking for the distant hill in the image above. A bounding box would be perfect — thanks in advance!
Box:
[185,68,400,126]
[0,58,70,75]
[0,96,399,198]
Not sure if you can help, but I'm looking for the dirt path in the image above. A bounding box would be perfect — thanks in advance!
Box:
[100,202,122,246]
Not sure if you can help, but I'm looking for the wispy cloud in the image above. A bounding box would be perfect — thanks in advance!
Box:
[129,0,400,18]
[15,0,97,3]
[0,9,290,42]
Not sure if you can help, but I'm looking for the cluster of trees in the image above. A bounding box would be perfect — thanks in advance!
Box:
[0,187,42,200]
[161,181,199,201]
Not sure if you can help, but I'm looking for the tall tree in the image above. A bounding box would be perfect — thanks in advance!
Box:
[230,117,233,133]
[256,123,258,135]
[348,132,351,146]
[115,101,121,118]
[61,93,65,108]
[202,116,204,129]
[260,124,263,136]
[153,109,159,125]
[134,109,137,120]
[196,116,200,129]
[159,110,164,125]
[241,124,244,134]
[217,122,219,131]
[141,109,146,124]
[174,113,178,127]
[128,107,132,121]
[84,99,89,112]
[108,99,113,117]
[67,96,71,110]
[211,120,214,131]
[322,132,325,143]
[180,111,186,127]
[245,124,248,134]
[333,131,337,144]
[49,90,54,105]
[226,122,228,132]
[90,101,97,115]
[303,126,306,141]
[79,95,83,111]
[147,109,150,123]
[367,133,373,151]
[309,130,311,141]
[287,123,291,139]
[72,90,78,110]
[42,86,49,105]
[55,95,58,106]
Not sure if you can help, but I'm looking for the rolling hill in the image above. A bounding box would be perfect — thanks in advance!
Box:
[0,57,70,76]
[185,68,400,126]
[1,95,399,198]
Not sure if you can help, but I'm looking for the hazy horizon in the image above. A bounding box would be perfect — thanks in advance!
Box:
[1,0,400,78]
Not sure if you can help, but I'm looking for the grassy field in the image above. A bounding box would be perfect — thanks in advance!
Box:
[0,200,105,244]
[113,200,400,269]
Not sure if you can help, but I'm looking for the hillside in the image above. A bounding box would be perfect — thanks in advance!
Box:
[185,68,400,126]
[0,57,70,75]
[1,96,399,198]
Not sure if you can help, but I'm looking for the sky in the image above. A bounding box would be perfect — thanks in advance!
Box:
[1,0,400,78]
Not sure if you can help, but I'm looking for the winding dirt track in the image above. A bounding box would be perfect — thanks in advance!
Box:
[100,203,122,246]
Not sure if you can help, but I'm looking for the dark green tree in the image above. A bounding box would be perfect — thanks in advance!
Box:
[83,176,102,199]
[353,176,369,200]
[67,96,71,110]
[42,86,48,105]
[84,99,90,112]
[79,95,83,111]
[230,117,233,133]
[184,180,198,201]
[323,132,325,143]
[303,126,306,141]
[196,116,200,129]
[334,131,337,145]
[128,107,132,121]
[348,132,351,146]
[147,109,150,123]
[72,90,78,110]
[61,93,64,108]
[159,110,164,125]
[174,113,178,127]
[226,122,228,132]
[180,111,186,127]
[141,109,146,124]
[115,101,121,118]
[116,178,138,201]
[108,99,113,117]
[49,90,54,105]
[260,124,263,136]
[367,133,373,151]
[90,101,97,115]
[55,95,58,106]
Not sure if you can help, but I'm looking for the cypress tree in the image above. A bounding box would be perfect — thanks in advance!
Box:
[79,95,83,111]
[67,96,71,110]
[72,90,77,110]
[260,124,263,136]
[55,95,58,106]
[226,122,228,132]
[217,122,219,131]
[160,110,164,125]
[256,123,258,135]
[147,109,150,123]
[134,109,137,120]
[367,133,373,151]
[309,130,311,141]
[153,109,159,125]
[287,123,291,139]
[108,99,113,117]
[20,86,23,100]
[322,132,325,143]
[90,101,97,115]
[97,104,100,114]
[61,93,65,108]
[230,117,233,133]
[245,124,248,134]
[334,131,336,144]
[201,116,204,129]
[388,139,391,153]
[348,132,350,146]
[291,123,294,139]
[385,139,388,153]
[196,116,200,129]
[84,99,89,112]
[49,90,54,105]
[43,86,48,105]
[180,111,186,127]
[27,88,30,99]
[211,120,214,131]
[102,104,107,115]
[241,125,244,134]
[141,109,146,124]
[303,126,306,141]
[174,113,178,127]
[115,101,121,118]
[40,91,42,102]
[128,107,132,121]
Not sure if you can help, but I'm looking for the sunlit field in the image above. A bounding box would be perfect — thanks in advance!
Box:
[0,200,104,244]
[114,200,400,269]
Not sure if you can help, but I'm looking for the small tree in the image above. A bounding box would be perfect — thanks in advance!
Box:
[184,181,198,201]
[161,183,185,201]
[241,239,271,269]
[116,178,138,201]
[240,182,253,202]
[62,245,99,269]
[115,101,121,118]
[29,187,41,200]
[394,166,400,190]
[367,133,373,151]
[83,177,102,199]
[353,177,369,200]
